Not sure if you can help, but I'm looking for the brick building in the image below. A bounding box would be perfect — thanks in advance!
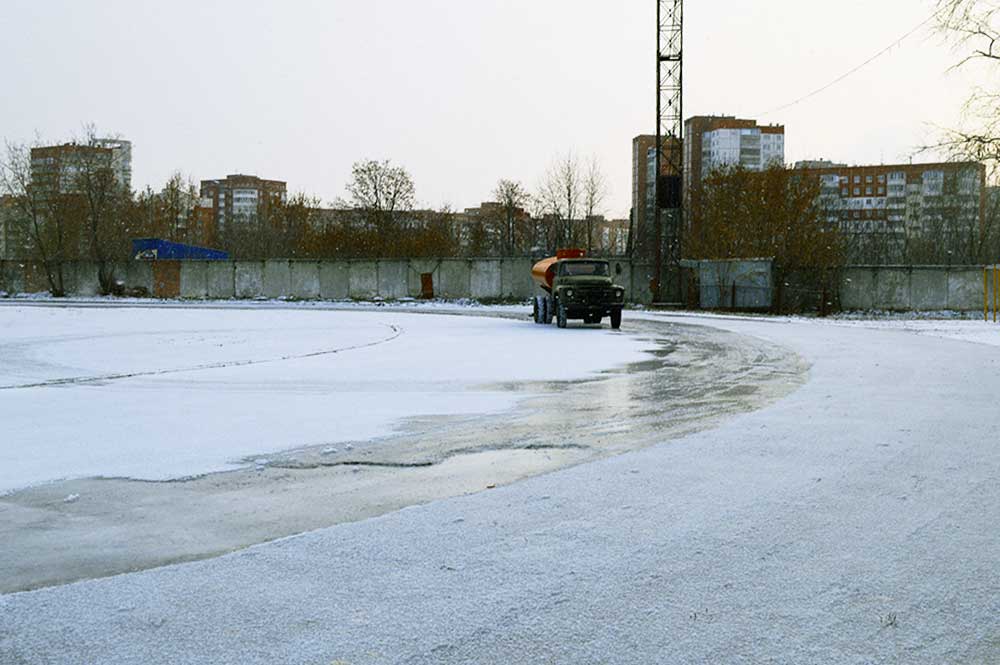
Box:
[199,174,287,240]
[29,139,132,199]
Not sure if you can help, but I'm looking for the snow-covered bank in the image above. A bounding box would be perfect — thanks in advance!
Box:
[0,307,654,494]
[827,317,1000,348]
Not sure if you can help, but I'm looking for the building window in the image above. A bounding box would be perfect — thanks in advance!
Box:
[866,187,873,196]
[853,187,860,196]
[866,175,873,184]
[854,175,861,184]
[877,174,886,183]
[841,188,848,197]
[877,186,885,195]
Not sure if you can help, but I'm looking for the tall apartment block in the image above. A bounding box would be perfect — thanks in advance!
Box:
[29,139,132,198]
[199,174,287,239]
[798,161,986,263]
[683,116,785,195]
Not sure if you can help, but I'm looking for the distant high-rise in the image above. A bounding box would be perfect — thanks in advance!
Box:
[199,174,287,238]
[29,139,132,198]
[683,116,785,195]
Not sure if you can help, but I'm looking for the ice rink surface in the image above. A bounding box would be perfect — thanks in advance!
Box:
[0,306,653,494]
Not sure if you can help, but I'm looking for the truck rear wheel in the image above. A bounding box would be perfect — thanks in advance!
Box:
[543,296,554,324]
[557,302,568,328]
[532,296,541,324]
[610,308,622,329]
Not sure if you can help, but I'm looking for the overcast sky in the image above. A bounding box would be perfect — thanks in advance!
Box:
[0,0,984,217]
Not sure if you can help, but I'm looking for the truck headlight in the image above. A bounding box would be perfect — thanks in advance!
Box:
[616,289,624,299]
[565,289,574,298]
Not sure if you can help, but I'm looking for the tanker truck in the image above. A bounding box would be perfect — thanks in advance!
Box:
[530,249,625,329]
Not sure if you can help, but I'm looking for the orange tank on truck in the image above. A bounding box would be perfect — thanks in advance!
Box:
[529,249,625,330]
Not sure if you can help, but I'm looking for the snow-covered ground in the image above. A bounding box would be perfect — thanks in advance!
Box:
[0,305,654,494]
[827,317,1000,347]
[3,311,999,664]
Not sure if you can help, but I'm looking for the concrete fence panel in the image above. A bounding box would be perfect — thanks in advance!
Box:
[437,260,472,299]
[262,260,291,299]
[125,261,154,294]
[910,268,949,311]
[206,262,235,299]
[289,261,320,300]
[841,268,876,310]
[470,260,501,299]
[319,261,349,300]
[948,268,986,311]
[180,261,209,299]
[377,261,409,300]
[874,269,910,311]
[235,261,264,299]
[408,259,441,298]
[500,258,533,299]
[348,261,378,299]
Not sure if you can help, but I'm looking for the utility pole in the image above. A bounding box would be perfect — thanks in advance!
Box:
[654,0,683,303]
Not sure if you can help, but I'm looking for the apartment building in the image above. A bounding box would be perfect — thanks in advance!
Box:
[683,116,785,195]
[800,161,987,263]
[29,139,132,198]
[199,174,287,237]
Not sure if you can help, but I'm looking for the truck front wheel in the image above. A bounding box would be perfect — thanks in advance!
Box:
[610,308,622,329]
[556,302,568,328]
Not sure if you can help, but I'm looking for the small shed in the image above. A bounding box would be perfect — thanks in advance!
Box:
[695,258,774,310]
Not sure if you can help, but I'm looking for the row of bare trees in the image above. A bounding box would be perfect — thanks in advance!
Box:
[309,154,614,260]
[1,140,619,295]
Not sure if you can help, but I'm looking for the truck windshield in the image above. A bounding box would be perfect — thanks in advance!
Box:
[560,261,609,277]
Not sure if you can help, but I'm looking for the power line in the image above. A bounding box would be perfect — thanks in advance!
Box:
[757,8,942,117]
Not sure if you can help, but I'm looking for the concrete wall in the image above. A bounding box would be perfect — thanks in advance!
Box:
[28,258,995,310]
[840,266,995,311]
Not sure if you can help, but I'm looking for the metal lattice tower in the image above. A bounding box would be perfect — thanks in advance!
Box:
[654,0,683,302]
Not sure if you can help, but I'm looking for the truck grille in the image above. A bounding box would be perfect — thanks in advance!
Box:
[575,287,613,304]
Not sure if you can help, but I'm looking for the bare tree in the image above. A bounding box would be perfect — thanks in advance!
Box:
[344,158,416,256]
[492,179,530,255]
[583,157,608,254]
[72,126,132,293]
[931,1,1000,175]
[0,140,77,295]
[158,172,200,243]
[537,153,582,249]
